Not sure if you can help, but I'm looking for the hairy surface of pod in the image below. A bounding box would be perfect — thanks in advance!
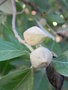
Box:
[23,26,46,46]
[30,47,53,68]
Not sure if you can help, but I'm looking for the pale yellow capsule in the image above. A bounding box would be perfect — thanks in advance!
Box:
[23,26,47,46]
[30,46,53,68]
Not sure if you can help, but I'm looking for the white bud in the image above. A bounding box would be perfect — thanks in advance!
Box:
[30,46,53,68]
[23,26,46,46]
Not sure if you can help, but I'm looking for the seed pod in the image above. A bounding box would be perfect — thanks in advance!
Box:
[46,63,64,90]
[23,26,46,46]
[30,46,53,68]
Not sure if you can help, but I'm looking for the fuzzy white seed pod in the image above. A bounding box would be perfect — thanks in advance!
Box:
[23,26,47,46]
[30,47,53,68]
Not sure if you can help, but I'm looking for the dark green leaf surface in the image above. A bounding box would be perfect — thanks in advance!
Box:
[0,68,33,90]
[2,24,24,49]
[30,0,51,12]
[33,69,49,90]
[0,61,15,75]
[47,13,65,24]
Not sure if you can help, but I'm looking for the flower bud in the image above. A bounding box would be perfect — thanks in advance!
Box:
[23,26,46,46]
[30,46,53,68]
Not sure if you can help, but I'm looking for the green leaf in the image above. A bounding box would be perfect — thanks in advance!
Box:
[0,68,33,90]
[0,40,29,61]
[53,51,68,77]
[46,40,62,55]
[33,69,49,90]
[0,0,12,14]
[63,79,68,90]
[61,0,68,10]
[0,61,15,75]
[59,40,68,52]
[0,0,6,5]
[2,24,25,49]
[30,0,51,12]
[11,55,30,68]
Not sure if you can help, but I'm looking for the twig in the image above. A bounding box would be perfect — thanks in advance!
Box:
[16,9,25,15]
[11,0,34,52]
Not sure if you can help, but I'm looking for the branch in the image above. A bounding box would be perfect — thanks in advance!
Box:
[11,0,34,52]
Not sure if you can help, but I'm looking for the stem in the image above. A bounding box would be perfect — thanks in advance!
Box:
[46,23,56,36]
[11,0,34,52]
[16,9,25,15]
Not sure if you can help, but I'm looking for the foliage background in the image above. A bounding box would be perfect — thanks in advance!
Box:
[0,0,68,90]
